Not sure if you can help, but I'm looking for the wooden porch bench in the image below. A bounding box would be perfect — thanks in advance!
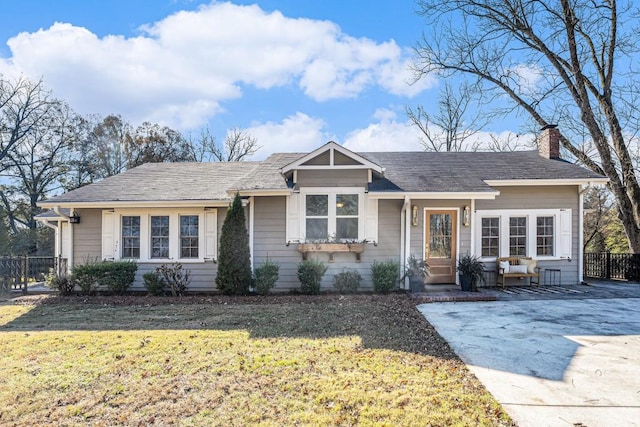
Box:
[496,257,540,288]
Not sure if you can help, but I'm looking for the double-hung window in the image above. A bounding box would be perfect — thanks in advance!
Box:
[476,209,571,260]
[303,190,362,241]
[305,195,329,240]
[509,217,527,256]
[150,216,169,258]
[122,216,140,258]
[536,216,554,256]
[180,215,199,258]
[336,194,359,240]
[481,217,500,257]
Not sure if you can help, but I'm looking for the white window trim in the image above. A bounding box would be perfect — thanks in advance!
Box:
[475,209,571,261]
[107,208,215,263]
[299,187,365,242]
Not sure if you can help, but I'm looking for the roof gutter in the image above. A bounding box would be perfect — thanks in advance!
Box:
[484,178,609,187]
[228,189,292,197]
[53,206,70,220]
[39,200,235,209]
[367,191,500,200]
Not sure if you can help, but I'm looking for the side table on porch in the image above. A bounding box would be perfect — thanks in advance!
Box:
[544,268,562,286]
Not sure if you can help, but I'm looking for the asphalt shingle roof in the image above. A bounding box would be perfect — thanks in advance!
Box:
[362,150,605,192]
[42,150,605,205]
[44,162,262,203]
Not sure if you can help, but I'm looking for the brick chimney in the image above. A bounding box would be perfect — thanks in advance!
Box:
[538,124,560,159]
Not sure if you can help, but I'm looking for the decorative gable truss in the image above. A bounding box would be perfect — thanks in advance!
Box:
[281,141,384,181]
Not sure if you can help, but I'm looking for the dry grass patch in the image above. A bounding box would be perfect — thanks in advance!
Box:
[0,294,514,426]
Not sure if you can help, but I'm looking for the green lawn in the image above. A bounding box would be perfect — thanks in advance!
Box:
[0,294,514,426]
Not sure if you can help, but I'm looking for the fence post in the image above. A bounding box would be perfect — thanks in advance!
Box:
[22,255,28,295]
[605,251,611,280]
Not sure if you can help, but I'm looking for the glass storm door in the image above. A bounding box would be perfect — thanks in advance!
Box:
[425,210,457,283]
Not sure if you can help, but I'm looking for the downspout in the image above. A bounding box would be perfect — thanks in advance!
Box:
[41,220,60,257]
[53,206,73,271]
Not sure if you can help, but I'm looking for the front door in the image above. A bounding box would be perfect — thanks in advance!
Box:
[425,210,457,283]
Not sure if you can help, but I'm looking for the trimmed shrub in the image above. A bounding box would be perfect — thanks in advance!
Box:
[45,269,74,296]
[143,272,166,296]
[332,269,362,294]
[254,259,280,295]
[156,262,191,297]
[71,261,138,295]
[297,260,327,295]
[71,261,100,295]
[371,260,400,293]
[216,193,254,295]
[101,261,137,295]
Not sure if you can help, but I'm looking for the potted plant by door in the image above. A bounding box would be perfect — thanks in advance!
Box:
[401,255,430,293]
[457,254,485,292]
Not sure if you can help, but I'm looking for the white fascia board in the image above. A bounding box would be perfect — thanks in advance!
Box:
[367,191,500,200]
[484,178,609,186]
[38,200,234,209]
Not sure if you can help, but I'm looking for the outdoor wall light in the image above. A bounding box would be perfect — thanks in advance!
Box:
[69,213,81,224]
[463,205,470,227]
[411,205,418,226]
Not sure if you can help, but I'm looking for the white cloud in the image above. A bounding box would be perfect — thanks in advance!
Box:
[343,109,424,152]
[241,108,535,159]
[510,63,543,96]
[343,108,535,153]
[377,55,436,97]
[244,112,333,160]
[0,2,429,129]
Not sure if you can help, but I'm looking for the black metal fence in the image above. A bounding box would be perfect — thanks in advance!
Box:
[583,252,640,281]
[0,256,67,293]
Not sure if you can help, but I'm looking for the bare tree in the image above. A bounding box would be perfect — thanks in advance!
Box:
[0,77,57,171]
[413,0,640,252]
[406,82,488,151]
[125,122,193,168]
[0,78,80,253]
[583,186,629,253]
[189,127,259,162]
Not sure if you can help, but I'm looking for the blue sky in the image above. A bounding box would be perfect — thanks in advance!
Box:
[0,1,524,158]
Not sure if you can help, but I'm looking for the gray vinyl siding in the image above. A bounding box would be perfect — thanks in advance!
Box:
[253,196,300,290]
[476,185,580,285]
[252,196,402,292]
[134,262,217,292]
[72,208,102,266]
[295,170,368,188]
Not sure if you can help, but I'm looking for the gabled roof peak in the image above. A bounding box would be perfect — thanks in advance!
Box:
[281,141,384,174]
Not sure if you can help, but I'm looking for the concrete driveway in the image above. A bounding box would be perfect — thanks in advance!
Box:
[418,284,640,427]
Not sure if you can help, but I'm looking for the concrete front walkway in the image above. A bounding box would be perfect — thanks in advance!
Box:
[418,286,640,426]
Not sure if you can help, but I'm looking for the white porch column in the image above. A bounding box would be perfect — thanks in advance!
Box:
[578,186,584,283]
[403,196,412,290]
[470,198,476,257]
[249,196,255,270]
